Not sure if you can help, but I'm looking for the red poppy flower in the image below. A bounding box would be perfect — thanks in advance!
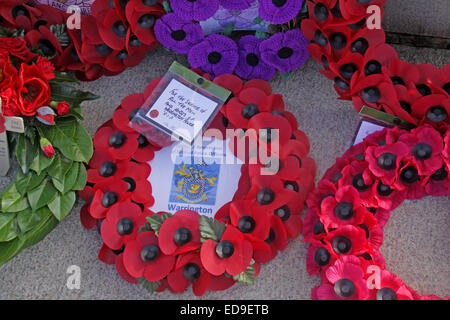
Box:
[229,199,270,241]
[306,243,336,276]
[303,207,327,244]
[411,94,450,129]
[247,112,293,149]
[322,156,351,184]
[371,178,407,211]
[315,255,369,300]
[398,125,444,176]
[276,194,304,239]
[320,185,369,228]
[337,160,375,202]
[80,203,98,230]
[167,252,210,296]
[392,160,426,200]
[32,4,65,29]
[125,0,164,46]
[212,73,243,99]
[100,201,148,250]
[306,178,337,211]
[200,225,253,276]
[207,274,237,292]
[368,270,414,300]
[24,25,63,62]
[412,64,448,97]
[89,178,130,219]
[96,8,128,51]
[93,124,140,160]
[253,215,287,264]
[123,230,175,282]
[365,141,409,185]
[223,87,272,129]
[158,210,201,256]
[113,93,145,133]
[351,73,398,112]
[113,253,138,284]
[115,160,154,206]
[0,1,41,31]
[324,225,369,257]
[98,243,118,265]
[245,174,293,211]
[87,153,128,184]
[357,212,383,250]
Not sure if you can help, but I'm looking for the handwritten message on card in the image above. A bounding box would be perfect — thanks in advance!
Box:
[145,78,220,143]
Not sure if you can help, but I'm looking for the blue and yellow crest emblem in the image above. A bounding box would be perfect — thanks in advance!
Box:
[170,163,219,205]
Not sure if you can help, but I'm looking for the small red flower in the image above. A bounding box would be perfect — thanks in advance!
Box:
[245,174,292,211]
[368,270,414,300]
[123,230,175,282]
[365,141,409,185]
[125,0,164,46]
[0,36,36,62]
[229,199,270,241]
[324,225,369,257]
[158,210,202,256]
[398,125,444,176]
[253,215,287,264]
[100,201,148,250]
[89,178,130,219]
[167,252,210,296]
[200,225,253,276]
[320,185,369,229]
[42,144,54,158]
[93,124,139,160]
[56,101,70,116]
[315,255,369,300]
[306,243,336,276]
[223,86,272,129]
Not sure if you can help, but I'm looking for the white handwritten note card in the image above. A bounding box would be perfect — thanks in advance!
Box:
[144,78,220,144]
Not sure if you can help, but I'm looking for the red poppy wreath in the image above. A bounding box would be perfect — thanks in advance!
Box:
[78,73,317,296]
[300,0,450,300]
[0,0,165,81]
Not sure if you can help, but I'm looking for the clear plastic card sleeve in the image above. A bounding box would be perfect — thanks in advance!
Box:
[130,62,231,147]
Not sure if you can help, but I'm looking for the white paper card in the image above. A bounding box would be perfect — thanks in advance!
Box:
[144,78,220,144]
[148,138,243,218]
[353,120,386,145]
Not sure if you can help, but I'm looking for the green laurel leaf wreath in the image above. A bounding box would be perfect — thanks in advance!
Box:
[0,66,97,266]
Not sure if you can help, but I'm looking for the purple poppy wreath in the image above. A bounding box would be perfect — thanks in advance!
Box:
[154,0,309,80]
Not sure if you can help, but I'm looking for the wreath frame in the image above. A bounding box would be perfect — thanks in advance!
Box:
[301,0,450,300]
[78,72,317,296]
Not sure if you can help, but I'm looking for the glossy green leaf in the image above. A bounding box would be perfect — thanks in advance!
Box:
[15,134,36,174]
[51,161,78,194]
[27,179,58,212]
[48,191,76,221]
[14,172,46,198]
[0,208,58,266]
[41,119,93,163]
[30,147,54,175]
[72,163,87,191]
[198,215,226,243]
[0,213,17,242]
[16,208,43,234]
[1,183,29,213]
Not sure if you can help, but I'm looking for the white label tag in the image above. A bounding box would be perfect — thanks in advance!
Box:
[148,138,243,218]
[143,78,220,144]
[353,120,386,146]
[0,131,10,176]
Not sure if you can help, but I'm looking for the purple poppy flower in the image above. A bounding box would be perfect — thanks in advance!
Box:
[188,34,238,77]
[170,0,220,21]
[219,0,256,10]
[259,0,304,24]
[235,35,276,80]
[259,28,310,74]
[154,13,204,54]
